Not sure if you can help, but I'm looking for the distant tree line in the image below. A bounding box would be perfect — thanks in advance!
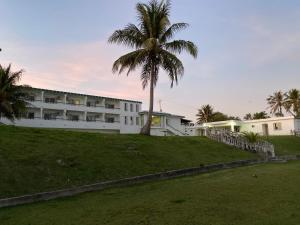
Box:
[196,89,300,124]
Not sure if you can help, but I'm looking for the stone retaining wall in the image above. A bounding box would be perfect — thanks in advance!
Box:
[1,156,299,208]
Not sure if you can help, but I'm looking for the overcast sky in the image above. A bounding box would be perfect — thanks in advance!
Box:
[1,0,300,121]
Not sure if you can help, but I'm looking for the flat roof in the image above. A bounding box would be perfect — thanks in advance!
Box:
[23,87,142,104]
[243,116,296,123]
[139,111,185,118]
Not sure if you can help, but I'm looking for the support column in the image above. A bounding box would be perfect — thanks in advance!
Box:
[63,110,67,120]
[64,94,67,104]
[40,108,43,119]
[231,124,235,132]
[41,91,44,102]
[84,96,88,106]
[84,111,87,121]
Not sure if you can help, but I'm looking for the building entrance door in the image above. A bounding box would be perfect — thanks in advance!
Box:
[262,124,269,136]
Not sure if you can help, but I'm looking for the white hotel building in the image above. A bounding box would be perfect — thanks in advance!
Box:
[0,87,142,134]
[1,87,299,136]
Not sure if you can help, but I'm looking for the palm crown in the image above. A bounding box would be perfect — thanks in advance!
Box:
[0,64,27,121]
[267,91,285,117]
[284,89,300,117]
[108,0,198,135]
[196,104,214,124]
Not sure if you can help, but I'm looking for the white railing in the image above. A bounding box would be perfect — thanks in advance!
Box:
[206,129,275,159]
[166,122,187,136]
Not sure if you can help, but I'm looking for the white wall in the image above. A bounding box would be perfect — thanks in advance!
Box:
[241,118,295,136]
[294,119,300,132]
[119,101,141,134]
[1,118,121,131]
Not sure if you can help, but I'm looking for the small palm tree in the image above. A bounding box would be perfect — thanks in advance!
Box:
[284,89,300,117]
[242,131,259,143]
[267,91,285,117]
[108,0,198,135]
[196,104,214,124]
[0,64,27,121]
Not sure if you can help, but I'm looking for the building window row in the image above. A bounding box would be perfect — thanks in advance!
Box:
[124,116,140,126]
[124,103,140,112]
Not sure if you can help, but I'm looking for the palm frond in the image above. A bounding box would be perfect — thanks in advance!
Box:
[160,23,189,43]
[164,40,198,58]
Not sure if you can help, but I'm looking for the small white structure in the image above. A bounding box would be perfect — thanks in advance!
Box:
[139,111,195,136]
[0,87,142,134]
[194,116,300,136]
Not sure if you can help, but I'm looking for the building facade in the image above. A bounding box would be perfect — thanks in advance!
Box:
[194,116,300,136]
[139,111,195,136]
[0,87,142,134]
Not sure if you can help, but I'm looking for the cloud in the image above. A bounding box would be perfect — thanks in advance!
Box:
[1,40,148,103]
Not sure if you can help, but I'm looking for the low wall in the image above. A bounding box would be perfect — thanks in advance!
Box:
[1,156,299,208]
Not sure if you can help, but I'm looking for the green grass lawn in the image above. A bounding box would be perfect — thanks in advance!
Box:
[1,161,299,225]
[0,125,256,198]
[267,136,300,156]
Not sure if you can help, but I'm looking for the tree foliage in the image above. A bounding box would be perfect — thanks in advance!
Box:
[0,64,28,121]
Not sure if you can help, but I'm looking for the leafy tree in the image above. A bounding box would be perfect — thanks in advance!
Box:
[284,89,300,117]
[0,64,27,121]
[108,0,198,135]
[244,113,252,120]
[196,104,213,124]
[252,111,270,120]
[267,91,285,117]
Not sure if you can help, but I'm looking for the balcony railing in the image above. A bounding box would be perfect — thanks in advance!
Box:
[20,116,120,123]
[27,99,121,110]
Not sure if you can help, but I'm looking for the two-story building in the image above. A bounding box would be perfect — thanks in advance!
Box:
[0,87,142,134]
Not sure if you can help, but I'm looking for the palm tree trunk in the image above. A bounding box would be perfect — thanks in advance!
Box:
[140,65,155,135]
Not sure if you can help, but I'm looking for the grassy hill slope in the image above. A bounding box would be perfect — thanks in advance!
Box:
[1,161,299,225]
[0,125,256,198]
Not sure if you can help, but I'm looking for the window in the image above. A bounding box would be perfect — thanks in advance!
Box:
[141,116,144,126]
[273,122,282,130]
[27,95,35,101]
[124,103,128,111]
[130,116,133,125]
[45,98,56,103]
[44,113,56,120]
[106,104,115,109]
[124,116,128,125]
[130,104,133,112]
[136,104,139,112]
[106,117,115,123]
[251,125,255,128]
[28,112,34,119]
[151,116,161,127]
[136,117,140,125]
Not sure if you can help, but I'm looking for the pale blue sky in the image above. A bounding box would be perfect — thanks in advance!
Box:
[1,0,300,121]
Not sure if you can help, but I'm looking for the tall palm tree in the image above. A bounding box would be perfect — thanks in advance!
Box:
[108,0,198,135]
[284,89,300,117]
[267,91,285,117]
[196,105,214,124]
[0,64,27,121]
